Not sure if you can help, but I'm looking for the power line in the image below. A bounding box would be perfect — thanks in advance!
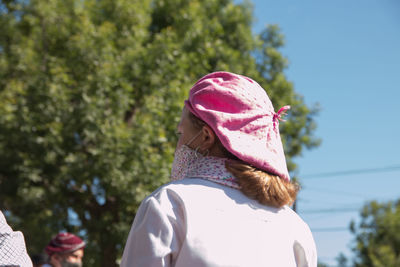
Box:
[311,227,349,232]
[302,164,400,179]
[301,187,367,198]
[300,207,359,214]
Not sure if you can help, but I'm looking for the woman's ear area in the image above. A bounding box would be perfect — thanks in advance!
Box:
[200,125,216,150]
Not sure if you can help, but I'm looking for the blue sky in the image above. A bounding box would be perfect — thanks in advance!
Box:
[248,0,400,265]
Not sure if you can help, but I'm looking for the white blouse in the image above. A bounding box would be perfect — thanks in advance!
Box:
[121,178,317,267]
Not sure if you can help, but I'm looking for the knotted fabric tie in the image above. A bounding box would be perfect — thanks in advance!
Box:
[273,105,290,129]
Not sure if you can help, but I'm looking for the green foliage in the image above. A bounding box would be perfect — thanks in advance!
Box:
[350,200,400,267]
[336,252,349,267]
[0,0,319,265]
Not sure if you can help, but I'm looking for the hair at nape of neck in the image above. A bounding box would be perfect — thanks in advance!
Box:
[226,160,299,208]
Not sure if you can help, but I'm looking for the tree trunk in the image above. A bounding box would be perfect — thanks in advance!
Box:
[101,242,118,267]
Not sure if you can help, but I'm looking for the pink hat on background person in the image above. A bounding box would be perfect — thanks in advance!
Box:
[185,71,291,181]
[45,232,85,256]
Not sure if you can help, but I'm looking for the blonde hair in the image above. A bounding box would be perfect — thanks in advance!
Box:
[225,161,298,208]
[188,112,299,208]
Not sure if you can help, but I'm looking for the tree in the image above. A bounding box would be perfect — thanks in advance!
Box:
[336,252,349,267]
[350,200,400,267]
[0,0,319,265]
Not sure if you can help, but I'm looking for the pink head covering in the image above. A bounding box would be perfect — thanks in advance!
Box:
[45,232,85,255]
[185,71,290,181]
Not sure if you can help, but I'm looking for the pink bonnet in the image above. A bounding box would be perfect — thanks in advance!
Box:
[185,71,290,181]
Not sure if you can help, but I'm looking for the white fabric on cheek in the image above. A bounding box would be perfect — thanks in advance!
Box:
[120,189,185,267]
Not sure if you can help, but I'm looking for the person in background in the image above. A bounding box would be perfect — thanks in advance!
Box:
[0,211,33,267]
[31,253,47,267]
[45,232,85,267]
[121,71,317,266]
